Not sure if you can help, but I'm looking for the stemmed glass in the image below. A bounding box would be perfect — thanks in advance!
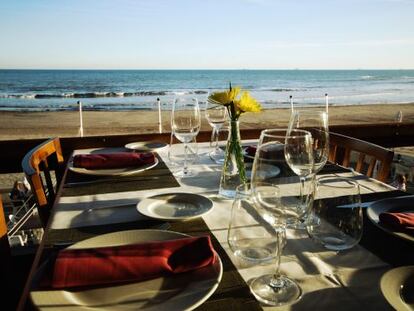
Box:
[171,97,201,177]
[287,110,328,227]
[284,129,315,228]
[251,129,314,228]
[205,99,227,163]
[250,129,312,306]
[288,110,329,175]
[249,181,302,306]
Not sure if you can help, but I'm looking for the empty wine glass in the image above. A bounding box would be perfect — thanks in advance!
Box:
[251,129,314,228]
[168,132,198,176]
[171,97,201,177]
[249,182,302,306]
[288,110,329,175]
[288,110,328,227]
[205,99,227,163]
[284,129,315,228]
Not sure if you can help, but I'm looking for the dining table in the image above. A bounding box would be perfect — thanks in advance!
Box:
[20,140,414,311]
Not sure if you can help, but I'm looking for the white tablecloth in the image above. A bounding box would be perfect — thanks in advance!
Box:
[49,142,397,310]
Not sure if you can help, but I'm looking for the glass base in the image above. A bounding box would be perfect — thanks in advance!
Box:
[174,169,197,178]
[250,274,302,306]
[209,149,224,164]
[218,188,236,199]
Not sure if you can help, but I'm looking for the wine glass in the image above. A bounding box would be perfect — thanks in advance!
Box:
[249,181,302,306]
[288,110,328,227]
[205,99,227,163]
[284,129,315,228]
[288,110,329,175]
[168,132,198,176]
[250,129,314,228]
[171,97,201,177]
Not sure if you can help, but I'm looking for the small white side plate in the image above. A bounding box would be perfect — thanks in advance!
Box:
[125,141,168,152]
[137,193,214,221]
[381,265,414,311]
[68,157,159,176]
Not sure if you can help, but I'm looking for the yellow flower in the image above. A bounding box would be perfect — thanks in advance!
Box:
[234,91,261,113]
[208,87,241,105]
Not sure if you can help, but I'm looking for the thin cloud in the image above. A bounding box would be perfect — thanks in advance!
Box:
[266,39,414,48]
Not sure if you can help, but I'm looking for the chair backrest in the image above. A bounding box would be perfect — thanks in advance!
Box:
[328,132,394,182]
[0,197,11,260]
[22,138,64,226]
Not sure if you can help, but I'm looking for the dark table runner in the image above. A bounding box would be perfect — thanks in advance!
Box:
[41,217,262,311]
[62,153,180,196]
[359,190,414,266]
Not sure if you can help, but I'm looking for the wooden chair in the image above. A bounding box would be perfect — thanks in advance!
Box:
[1,196,32,309]
[1,196,11,268]
[328,132,394,183]
[22,138,65,227]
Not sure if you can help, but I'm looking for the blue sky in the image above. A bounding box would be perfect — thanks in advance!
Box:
[0,0,413,69]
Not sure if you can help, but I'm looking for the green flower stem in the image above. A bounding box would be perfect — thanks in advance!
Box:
[226,119,247,183]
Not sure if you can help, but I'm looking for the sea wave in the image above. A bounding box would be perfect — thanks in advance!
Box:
[258,88,299,92]
[0,102,157,112]
[0,90,209,99]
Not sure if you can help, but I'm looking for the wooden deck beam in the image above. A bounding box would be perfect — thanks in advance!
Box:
[0,122,413,174]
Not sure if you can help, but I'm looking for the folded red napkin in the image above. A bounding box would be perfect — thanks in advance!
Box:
[73,152,155,169]
[52,235,216,289]
[245,145,257,157]
[379,212,414,231]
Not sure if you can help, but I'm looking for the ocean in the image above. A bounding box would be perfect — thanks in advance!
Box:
[0,69,413,111]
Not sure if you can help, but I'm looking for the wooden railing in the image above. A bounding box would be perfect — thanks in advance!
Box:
[0,122,413,174]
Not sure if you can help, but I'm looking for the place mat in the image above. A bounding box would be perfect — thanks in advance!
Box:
[39,217,261,311]
[62,153,180,196]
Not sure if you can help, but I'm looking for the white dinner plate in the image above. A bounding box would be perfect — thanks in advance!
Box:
[68,157,159,176]
[381,265,414,311]
[125,141,168,152]
[366,195,414,243]
[30,229,223,311]
[137,193,214,221]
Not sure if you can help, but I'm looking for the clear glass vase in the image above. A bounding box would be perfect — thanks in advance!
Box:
[219,120,247,198]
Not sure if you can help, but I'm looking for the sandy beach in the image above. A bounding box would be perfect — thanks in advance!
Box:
[0,103,413,140]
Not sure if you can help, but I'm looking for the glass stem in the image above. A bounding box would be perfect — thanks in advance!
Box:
[214,127,220,151]
[210,128,216,149]
[270,229,285,289]
[183,143,188,175]
[300,176,306,219]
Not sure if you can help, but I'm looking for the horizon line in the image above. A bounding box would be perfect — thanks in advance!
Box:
[1,68,414,71]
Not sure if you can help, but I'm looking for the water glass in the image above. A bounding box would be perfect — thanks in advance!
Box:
[171,97,201,177]
[307,176,362,251]
[227,183,278,264]
[168,133,198,175]
[205,99,227,163]
[288,110,329,174]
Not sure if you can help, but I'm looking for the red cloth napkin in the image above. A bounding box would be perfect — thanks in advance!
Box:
[379,212,414,231]
[245,145,257,157]
[73,152,155,169]
[52,235,216,289]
